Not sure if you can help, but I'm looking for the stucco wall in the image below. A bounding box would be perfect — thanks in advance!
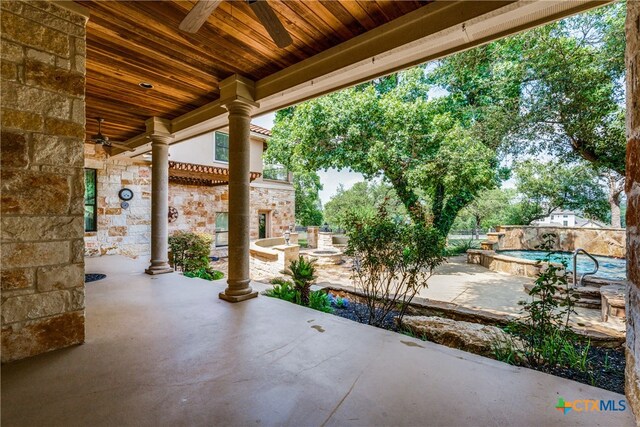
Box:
[625,0,640,418]
[169,130,265,174]
[496,226,626,258]
[1,0,87,362]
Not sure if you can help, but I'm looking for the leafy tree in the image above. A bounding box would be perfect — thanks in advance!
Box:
[292,171,323,226]
[433,2,626,226]
[267,68,506,237]
[511,160,609,224]
[323,181,405,229]
[453,188,515,237]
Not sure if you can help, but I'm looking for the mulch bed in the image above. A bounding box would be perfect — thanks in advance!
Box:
[540,346,625,394]
[325,289,625,394]
[85,273,107,283]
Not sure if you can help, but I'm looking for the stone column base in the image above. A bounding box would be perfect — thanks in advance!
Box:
[219,291,258,303]
[145,266,173,275]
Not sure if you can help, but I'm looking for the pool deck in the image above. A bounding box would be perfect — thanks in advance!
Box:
[313,256,625,336]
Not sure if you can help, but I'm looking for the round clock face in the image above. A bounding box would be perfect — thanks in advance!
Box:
[118,188,134,201]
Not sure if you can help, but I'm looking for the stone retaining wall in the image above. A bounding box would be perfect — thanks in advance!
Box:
[495,226,626,258]
[249,237,299,282]
[1,0,88,362]
[467,249,542,278]
[625,0,640,417]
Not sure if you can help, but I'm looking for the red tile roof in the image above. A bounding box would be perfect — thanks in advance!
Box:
[249,124,272,137]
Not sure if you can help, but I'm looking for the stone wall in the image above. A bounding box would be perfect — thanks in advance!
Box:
[168,182,225,235]
[496,226,626,258]
[626,0,640,418]
[249,184,295,239]
[1,1,87,362]
[84,144,151,258]
[83,159,296,258]
[169,183,295,241]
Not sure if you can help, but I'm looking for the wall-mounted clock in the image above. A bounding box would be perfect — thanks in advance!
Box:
[118,188,134,201]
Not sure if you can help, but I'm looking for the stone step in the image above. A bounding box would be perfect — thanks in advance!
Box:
[522,283,601,308]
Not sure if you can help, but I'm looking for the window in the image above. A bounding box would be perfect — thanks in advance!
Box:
[258,211,271,239]
[563,220,568,227]
[263,164,289,181]
[84,168,97,232]
[214,132,229,162]
[215,212,229,247]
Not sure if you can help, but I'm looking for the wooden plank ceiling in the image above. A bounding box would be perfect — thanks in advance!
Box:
[76,0,429,142]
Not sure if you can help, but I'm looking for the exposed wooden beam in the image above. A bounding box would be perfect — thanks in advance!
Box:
[115,0,611,158]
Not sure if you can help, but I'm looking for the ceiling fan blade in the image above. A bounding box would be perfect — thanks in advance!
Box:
[106,141,136,152]
[248,0,292,48]
[179,0,223,33]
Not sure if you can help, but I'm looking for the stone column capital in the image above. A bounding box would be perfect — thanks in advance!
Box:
[149,133,173,146]
[223,98,259,116]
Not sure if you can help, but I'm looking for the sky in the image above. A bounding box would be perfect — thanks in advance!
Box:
[252,112,364,205]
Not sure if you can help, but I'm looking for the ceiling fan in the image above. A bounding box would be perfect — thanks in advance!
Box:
[88,118,135,152]
[179,0,292,48]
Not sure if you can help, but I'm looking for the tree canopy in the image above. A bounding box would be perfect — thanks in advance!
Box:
[323,181,405,230]
[266,2,626,232]
[267,68,507,237]
[292,171,323,226]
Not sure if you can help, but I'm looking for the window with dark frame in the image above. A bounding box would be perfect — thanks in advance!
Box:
[214,132,229,163]
[84,168,97,232]
[215,212,229,247]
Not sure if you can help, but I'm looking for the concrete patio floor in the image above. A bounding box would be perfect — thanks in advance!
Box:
[1,255,633,426]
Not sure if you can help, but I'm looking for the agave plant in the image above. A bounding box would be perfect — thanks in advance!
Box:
[285,256,317,306]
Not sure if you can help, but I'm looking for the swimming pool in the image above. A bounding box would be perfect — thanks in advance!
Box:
[497,250,627,281]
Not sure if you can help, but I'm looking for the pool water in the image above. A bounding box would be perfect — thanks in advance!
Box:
[497,250,627,281]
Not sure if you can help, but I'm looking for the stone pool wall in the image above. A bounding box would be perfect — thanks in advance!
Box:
[466,249,542,278]
[493,226,626,258]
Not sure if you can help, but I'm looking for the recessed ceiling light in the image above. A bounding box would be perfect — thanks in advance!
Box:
[139,82,154,89]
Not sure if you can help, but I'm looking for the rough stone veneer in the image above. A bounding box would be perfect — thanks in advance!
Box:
[626,0,640,417]
[84,144,151,258]
[82,152,295,258]
[1,1,87,362]
[496,225,626,258]
[168,182,295,241]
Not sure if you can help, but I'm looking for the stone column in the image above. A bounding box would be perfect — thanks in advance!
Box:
[307,226,319,249]
[626,0,640,418]
[145,134,173,275]
[219,100,258,302]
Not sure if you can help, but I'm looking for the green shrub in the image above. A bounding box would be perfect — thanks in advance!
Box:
[495,233,584,370]
[284,256,317,306]
[309,291,333,313]
[445,239,477,256]
[265,280,298,303]
[168,231,212,273]
[183,267,224,281]
[266,278,333,314]
[344,203,444,327]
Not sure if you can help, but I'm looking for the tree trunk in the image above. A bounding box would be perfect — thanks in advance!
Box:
[606,172,624,228]
[609,194,621,228]
[474,216,481,240]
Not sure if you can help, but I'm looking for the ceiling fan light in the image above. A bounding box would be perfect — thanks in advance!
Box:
[139,82,154,89]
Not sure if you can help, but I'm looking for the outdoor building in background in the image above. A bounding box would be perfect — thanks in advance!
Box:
[532,211,609,229]
[84,124,295,257]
